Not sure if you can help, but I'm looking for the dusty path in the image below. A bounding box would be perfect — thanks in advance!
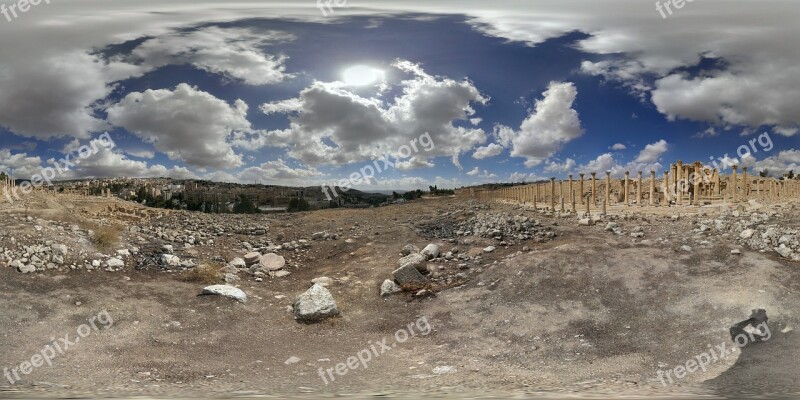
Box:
[0,197,798,398]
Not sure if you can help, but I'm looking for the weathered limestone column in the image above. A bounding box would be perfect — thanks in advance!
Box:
[637,171,643,207]
[742,167,748,201]
[568,174,573,206]
[732,165,738,203]
[550,178,556,211]
[605,171,611,208]
[591,172,597,207]
[559,180,564,210]
[693,162,701,206]
[676,160,683,205]
[649,170,656,206]
[624,171,630,206]
[663,171,670,205]
[579,173,585,205]
[572,191,577,213]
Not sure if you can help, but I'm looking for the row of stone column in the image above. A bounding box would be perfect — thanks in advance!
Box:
[475,169,800,211]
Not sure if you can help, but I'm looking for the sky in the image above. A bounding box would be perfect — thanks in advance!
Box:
[0,0,798,190]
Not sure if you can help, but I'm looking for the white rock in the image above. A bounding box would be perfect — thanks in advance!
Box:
[680,245,692,252]
[284,356,301,365]
[293,284,340,322]
[202,284,247,302]
[107,257,124,268]
[421,244,440,259]
[228,257,246,268]
[483,246,496,253]
[380,279,402,296]
[740,229,755,239]
[398,252,427,272]
[578,218,594,226]
[161,254,181,267]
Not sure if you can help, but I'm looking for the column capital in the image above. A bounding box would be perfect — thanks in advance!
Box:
[732,165,739,170]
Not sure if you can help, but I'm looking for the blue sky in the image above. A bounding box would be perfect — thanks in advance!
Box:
[0,1,797,189]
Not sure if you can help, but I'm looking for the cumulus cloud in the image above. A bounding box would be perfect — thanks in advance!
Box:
[496,82,583,167]
[543,158,576,174]
[106,83,248,169]
[634,139,668,163]
[237,159,321,183]
[132,27,295,85]
[610,143,627,150]
[247,60,488,168]
[472,143,504,159]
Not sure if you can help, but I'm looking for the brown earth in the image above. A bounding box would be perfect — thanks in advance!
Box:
[0,195,799,399]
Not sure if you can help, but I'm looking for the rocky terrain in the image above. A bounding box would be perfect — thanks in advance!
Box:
[0,193,799,398]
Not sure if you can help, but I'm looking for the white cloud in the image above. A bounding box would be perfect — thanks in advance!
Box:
[249,60,488,168]
[543,158,576,173]
[237,159,321,184]
[499,82,583,167]
[610,143,627,150]
[472,143,504,159]
[634,139,668,163]
[132,27,295,85]
[106,83,248,169]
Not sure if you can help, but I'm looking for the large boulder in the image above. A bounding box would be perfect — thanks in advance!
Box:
[293,284,340,322]
[258,253,285,271]
[398,253,427,272]
[107,257,125,268]
[202,284,247,302]
[392,264,428,287]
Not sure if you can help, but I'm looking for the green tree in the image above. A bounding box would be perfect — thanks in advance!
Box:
[233,194,258,214]
[287,197,311,212]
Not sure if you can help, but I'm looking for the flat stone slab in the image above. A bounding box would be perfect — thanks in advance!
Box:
[259,253,285,271]
[202,285,247,302]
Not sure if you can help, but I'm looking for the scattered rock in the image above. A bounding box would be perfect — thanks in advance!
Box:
[258,253,285,271]
[392,264,428,286]
[380,279,402,296]
[293,284,340,322]
[202,284,247,302]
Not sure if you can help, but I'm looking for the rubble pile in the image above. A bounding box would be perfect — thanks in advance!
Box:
[456,212,556,243]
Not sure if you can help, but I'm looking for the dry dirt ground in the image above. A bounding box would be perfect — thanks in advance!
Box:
[1,196,799,399]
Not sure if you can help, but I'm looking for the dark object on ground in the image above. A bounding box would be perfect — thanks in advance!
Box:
[729,308,770,347]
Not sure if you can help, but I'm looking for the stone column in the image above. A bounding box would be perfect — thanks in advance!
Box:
[579,173,585,205]
[649,170,656,206]
[676,160,683,205]
[637,171,643,207]
[663,171,670,205]
[591,172,597,207]
[605,171,611,208]
[550,178,556,211]
[624,171,630,206]
[742,167,748,201]
[559,180,564,211]
[693,162,701,206]
[568,174,573,207]
[732,165,738,203]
